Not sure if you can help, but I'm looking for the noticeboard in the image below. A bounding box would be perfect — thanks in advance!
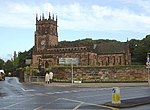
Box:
[25,59,32,65]
[59,58,79,65]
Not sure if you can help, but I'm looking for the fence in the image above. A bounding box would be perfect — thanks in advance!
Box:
[24,76,72,83]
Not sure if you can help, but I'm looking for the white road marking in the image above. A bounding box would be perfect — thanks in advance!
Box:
[0,98,33,109]
[21,87,35,92]
[61,98,118,110]
[29,88,111,98]
[73,102,84,110]
[34,98,61,110]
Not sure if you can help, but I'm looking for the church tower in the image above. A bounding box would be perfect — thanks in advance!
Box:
[34,12,58,51]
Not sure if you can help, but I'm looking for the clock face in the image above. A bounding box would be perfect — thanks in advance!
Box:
[41,40,45,46]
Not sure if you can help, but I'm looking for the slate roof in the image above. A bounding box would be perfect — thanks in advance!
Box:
[94,42,129,55]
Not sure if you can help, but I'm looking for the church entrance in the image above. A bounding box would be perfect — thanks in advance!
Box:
[45,61,49,68]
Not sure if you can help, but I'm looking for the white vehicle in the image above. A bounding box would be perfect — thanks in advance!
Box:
[0,70,5,81]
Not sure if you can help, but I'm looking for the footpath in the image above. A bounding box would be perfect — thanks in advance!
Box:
[30,82,150,108]
[32,82,149,88]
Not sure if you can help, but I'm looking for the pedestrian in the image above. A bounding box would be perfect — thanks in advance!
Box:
[45,72,49,84]
[49,71,53,83]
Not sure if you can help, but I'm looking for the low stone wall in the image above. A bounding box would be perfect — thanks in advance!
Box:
[52,66,148,82]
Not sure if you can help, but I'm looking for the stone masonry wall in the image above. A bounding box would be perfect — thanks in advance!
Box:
[52,66,148,81]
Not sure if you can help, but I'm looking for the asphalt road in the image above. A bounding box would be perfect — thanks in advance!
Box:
[0,77,150,110]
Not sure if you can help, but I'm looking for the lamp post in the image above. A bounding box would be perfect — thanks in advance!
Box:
[148,68,150,85]
[71,59,74,84]
[146,53,150,86]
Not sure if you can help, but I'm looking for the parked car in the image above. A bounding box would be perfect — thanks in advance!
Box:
[0,70,5,81]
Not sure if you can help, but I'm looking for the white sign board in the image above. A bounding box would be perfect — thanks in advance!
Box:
[59,58,79,65]
[59,58,66,64]
[25,59,32,65]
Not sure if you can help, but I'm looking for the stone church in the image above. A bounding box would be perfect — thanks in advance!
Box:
[32,13,131,69]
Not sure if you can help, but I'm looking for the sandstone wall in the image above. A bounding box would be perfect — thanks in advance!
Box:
[52,66,148,81]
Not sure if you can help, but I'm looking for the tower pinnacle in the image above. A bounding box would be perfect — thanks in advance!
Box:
[52,14,54,20]
[42,13,44,20]
[56,15,57,21]
[49,12,51,19]
[36,13,38,21]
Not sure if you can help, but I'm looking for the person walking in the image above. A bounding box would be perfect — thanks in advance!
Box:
[45,72,49,84]
[49,71,53,83]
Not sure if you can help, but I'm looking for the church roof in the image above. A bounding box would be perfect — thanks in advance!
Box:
[94,42,128,55]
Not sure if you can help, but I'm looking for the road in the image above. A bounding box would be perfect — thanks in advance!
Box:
[0,77,150,110]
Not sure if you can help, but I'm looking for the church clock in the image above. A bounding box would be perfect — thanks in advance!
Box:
[41,40,45,46]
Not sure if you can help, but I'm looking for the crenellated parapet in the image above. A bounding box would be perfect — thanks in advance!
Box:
[36,12,57,24]
[35,12,58,36]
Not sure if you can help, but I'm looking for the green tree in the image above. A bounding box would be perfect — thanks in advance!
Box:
[4,60,15,74]
[18,52,26,68]
[13,51,19,69]
[129,35,150,64]
[0,58,5,69]
[128,39,141,63]
[18,48,33,68]
[142,35,150,52]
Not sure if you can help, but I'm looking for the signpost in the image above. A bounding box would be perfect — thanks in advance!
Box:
[146,53,150,86]
[59,58,79,84]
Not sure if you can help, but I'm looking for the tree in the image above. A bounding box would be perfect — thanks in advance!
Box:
[0,58,4,69]
[13,51,19,69]
[17,48,33,68]
[18,52,26,68]
[129,35,150,64]
[3,60,15,74]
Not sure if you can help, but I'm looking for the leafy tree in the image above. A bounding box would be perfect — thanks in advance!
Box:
[59,38,119,47]
[142,35,150,52]
[129,35,150,64]
[18,48,33,68]
[13,51,19,69]
[18,52,26,68]
[0,58,4,69]
[3,60,15,74]
[128,39,141,63]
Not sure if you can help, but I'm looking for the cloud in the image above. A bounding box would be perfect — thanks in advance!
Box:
[0,1,36,28]
[0,54,13,61]
[121,0,150,13]
[0,0,150,33]
[56,3,150,32]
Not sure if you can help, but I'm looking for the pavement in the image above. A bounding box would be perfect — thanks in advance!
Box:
[30,82,150,108]
[31,82,149,88]
[104,96,150,108]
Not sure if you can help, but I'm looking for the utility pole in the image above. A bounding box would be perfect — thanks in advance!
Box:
[71,59,74,84]
[146,53,150,86]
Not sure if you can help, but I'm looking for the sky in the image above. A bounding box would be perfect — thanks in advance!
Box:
[0,0,150,60]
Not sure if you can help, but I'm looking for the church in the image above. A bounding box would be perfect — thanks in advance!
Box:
[32,12,131,69]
